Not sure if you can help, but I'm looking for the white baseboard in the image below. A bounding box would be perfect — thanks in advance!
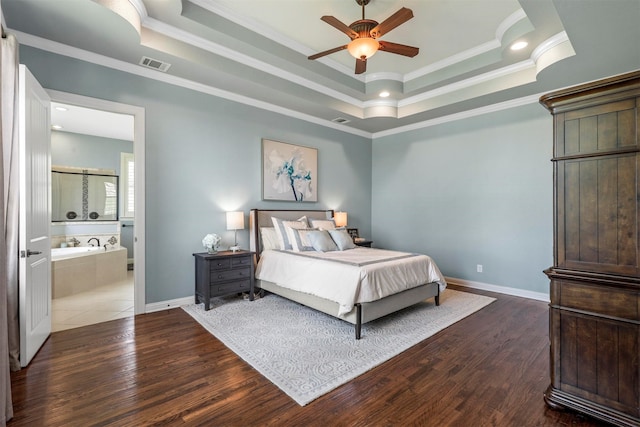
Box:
[445,276,550,302]
[145,296,194,313]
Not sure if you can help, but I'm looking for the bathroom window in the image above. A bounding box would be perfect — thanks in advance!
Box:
[120,152,135,218]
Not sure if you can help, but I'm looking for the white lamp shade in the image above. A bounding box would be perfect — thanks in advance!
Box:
[334,211,348,228]
[226,211,245,230]
[347,38,379,59]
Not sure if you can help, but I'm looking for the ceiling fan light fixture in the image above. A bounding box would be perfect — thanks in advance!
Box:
[347,37,379,59]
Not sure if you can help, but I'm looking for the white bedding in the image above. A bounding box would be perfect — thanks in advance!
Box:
[255,247,447,315]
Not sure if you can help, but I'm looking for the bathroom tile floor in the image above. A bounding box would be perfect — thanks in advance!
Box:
[52,271,134,332]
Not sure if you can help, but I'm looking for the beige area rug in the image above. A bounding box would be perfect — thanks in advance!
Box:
[182,289,495,406]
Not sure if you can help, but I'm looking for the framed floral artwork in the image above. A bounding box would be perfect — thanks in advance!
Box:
[262,139,318,202]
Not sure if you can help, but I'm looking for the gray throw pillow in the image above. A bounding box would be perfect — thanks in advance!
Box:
[329,228,356,250]
[307,230,338,252]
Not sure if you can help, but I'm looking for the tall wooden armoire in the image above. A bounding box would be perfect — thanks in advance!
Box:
[540,71,640,427]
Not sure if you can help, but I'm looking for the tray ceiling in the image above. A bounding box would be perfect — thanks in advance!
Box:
[3,0,640,137]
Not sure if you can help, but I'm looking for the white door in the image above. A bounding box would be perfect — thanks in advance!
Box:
[18,65,51,367]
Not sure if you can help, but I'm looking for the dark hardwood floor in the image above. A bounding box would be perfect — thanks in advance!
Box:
[8,286,609,426]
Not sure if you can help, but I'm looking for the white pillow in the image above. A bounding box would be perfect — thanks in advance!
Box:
[285,227,317,252]
[309,219,336,230]
[271,216,308,250]
[329,228,357,250]
[260,227,279,251]
[307,230,338,252]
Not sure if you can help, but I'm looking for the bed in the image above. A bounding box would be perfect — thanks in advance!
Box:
[250,209,447,339]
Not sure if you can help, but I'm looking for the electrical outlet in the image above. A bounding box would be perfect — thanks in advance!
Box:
[477,264,483,273]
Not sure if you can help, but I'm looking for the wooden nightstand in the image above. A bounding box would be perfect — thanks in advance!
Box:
[193,250,255,310]
[354,240,373,247]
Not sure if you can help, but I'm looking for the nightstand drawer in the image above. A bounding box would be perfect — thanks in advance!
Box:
[210,258,231,270]
[210,267,252,283]
[231,255,252,268]
[213,280,251,295]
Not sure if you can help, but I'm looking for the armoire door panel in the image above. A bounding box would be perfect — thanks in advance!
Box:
[618,328,639,408]
[595,321,619,401]
[559,155,638,273]
[557,98,637,157]
[560,313,578,387]
[578,159,598,263]
[575,316,598,394]
[559,310,640,416]
[597,157,619,265]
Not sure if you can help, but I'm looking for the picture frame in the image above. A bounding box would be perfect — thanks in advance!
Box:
[262,139,318,202]
[347,228,359,240]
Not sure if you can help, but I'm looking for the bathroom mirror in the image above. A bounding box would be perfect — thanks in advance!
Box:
[52,171,119,221]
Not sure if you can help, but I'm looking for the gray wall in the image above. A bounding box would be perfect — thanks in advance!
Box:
[372,103,553,294]
[20,46,372,304]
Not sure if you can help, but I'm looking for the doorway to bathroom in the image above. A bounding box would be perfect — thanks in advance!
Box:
[47,90,145,331]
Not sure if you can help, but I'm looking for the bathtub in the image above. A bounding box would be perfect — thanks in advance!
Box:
[51,246,103,261]
[51,246,127,298]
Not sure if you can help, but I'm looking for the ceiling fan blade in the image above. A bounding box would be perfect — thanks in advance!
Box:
[308,45,348,60]
[321,16,359,39]
[355,58,367,74]
[378,41,419,57]
[370,7,414,38]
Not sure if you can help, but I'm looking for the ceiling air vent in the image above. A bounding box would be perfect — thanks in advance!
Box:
[332,117,351,124]
[139,56,171,72]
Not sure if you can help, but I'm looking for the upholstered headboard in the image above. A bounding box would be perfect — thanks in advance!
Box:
[249,209,334,258]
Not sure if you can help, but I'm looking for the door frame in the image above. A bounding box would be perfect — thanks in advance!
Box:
[47,90,146,315]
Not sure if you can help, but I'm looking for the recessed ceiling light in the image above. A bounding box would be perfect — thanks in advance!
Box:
[511,41,528,51]
[52,125,63,130]
[379,91,390,98]
[54,106,68,111]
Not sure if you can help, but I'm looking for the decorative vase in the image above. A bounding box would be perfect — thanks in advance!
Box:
[202,233,222,255]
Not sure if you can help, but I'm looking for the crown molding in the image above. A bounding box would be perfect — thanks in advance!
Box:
[495,8,527,42]
[13,28,552,141]
[13,29,371,138]
[374,93,543,139]
[400,59,534,108]
[404,39,501,83]
[128,0,148,19]
[140,17,365,109]
[531,31,571,63]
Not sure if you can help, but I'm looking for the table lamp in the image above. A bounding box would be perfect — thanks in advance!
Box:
[334,211,347,228]
[226,211,244,252]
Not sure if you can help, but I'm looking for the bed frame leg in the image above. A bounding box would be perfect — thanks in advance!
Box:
[435,289,440,306]
[355,304,362,340]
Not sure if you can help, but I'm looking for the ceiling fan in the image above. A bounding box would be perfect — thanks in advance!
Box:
[308,0,419,74]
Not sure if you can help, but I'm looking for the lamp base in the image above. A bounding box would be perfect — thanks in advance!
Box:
[230,245,240,252]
